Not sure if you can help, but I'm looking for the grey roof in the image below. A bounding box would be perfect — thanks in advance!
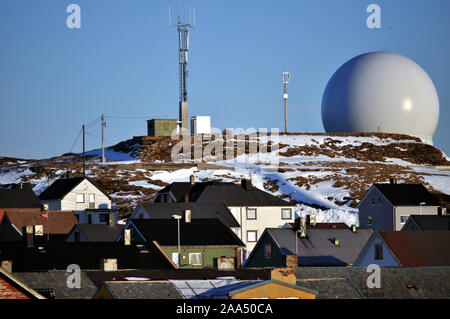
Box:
[295,278,365,299]
[71,224,125,242]
[403,215,450,231]
[265,227,373,266]
[139,202,240,228]
[295,266,450,299]
[373,183,440,206]
[0,184,42,209]
[101,281,184,299]
[14,270,98,299]
[158,180,294,207]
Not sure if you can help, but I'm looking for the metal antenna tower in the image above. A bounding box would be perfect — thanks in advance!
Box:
[169,2,196,133]
[282,71,291,133]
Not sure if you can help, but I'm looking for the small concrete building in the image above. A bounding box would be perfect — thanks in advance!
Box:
[147,119,178,137]
[190,116,211,135]
[357,181,441,231]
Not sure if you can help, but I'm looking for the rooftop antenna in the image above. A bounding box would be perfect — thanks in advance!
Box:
[169,1,196,133]
[282,71,291,134]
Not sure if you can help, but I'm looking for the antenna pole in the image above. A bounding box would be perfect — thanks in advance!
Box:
[101,114,106,163]
[82,124,86,177]
[282,72,291,134]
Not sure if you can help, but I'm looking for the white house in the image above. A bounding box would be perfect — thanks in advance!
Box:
[357,181,440,231]
[143,178,296,261]
[38,176,115,224]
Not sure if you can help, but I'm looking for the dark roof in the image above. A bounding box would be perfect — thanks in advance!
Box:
[403,215,450,231]
[130,218,245,247]
[295,278,365,299]
[295,266,450,299]
[379,231,450,266]
[2,211,79,235]
[85,269,270,288]
[0,184,42,209]
[0,241,176,272]
[70,224,125,242]
[138,202,240,228]
[0,224,22,242]
[38,177,111,201]
[373,183,440,206]
[13,271,98,299]
[248,227,372,267]
[100,281,184,299]
[158,180,293,207]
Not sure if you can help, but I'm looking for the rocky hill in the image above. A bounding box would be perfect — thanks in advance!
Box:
[1,133,449,225]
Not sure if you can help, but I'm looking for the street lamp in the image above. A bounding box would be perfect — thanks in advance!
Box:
[172,214,182,267]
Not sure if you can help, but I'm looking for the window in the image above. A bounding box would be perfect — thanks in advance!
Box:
[246,208,257,220]
[282,208,292,220]
[375,244,383,260]
[172,252,179,265]
[76,194,85,203]
[247,230,257,242]
[189,253,202,266]
[89,194,95,203]
[371,197,375,205]
[99,213,109,223]
[264,244,272,259]
[74,232,80,242]
[378,197,381,204]
[367,216,373,225]
[400,216,409,224]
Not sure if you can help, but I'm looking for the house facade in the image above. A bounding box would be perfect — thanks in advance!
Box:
[151,178,296,261]
[357,182,440,231]
[38,176,115,225]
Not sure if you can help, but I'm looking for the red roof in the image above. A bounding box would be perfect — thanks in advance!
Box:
[4,211,79,234]
[379,231,450,266]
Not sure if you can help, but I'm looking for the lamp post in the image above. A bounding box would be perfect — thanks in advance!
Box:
[172,214,182,267]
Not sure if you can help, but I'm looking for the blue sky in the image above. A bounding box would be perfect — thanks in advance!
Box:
[0,0,449,159]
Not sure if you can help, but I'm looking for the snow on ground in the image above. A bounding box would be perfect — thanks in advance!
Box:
[296,204,359,227]
[83,147,137,162]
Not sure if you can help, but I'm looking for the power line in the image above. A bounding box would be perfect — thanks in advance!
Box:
[69,127,83,154]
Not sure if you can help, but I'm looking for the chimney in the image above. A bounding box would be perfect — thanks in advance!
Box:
[1,260,12,273]
[23,225,34,248]
[241,179,252,191]
[308,214,317,227]
[101,258,118,271]
[124,229,131,246]
[351,224,357,233]
[108,211,115,227]
[299,218,307,237]
[190,175,195,185]
[390,178,397,184]
[271,267,297,284]
[66,171,71,179]
[185,209,191,223]
[184,194,189,203]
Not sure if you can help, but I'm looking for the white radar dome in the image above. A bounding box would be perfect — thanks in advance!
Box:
[321,51,439,144]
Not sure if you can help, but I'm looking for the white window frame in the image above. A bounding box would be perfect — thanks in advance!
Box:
[247,230,258,243]
[76,194,85,203]
[246,208,257,220]
[281,208,292,220]
[189,252,203,266]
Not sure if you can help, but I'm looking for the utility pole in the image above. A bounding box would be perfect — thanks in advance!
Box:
[101,114,106,163]
[282,71,291,134]
[82,124,86,177]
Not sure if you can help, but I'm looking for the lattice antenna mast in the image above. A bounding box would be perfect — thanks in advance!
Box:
[169,3,196,132]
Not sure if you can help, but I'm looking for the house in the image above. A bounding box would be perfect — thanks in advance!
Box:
[401,215,450,231]
[66,223,125,242]
[94,281,184,299]
[38,176,115,225]
[245,225,372,268]
[357,181,441,230]
[0,210,79,242]
[295,266,450,299]
[0,266,45,299]
[354,231,450,267]
[149,177,296,260]
[0,184,42,214]
[123,218,245,269]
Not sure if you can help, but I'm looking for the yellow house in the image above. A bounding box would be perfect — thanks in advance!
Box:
[228,279,317,299]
